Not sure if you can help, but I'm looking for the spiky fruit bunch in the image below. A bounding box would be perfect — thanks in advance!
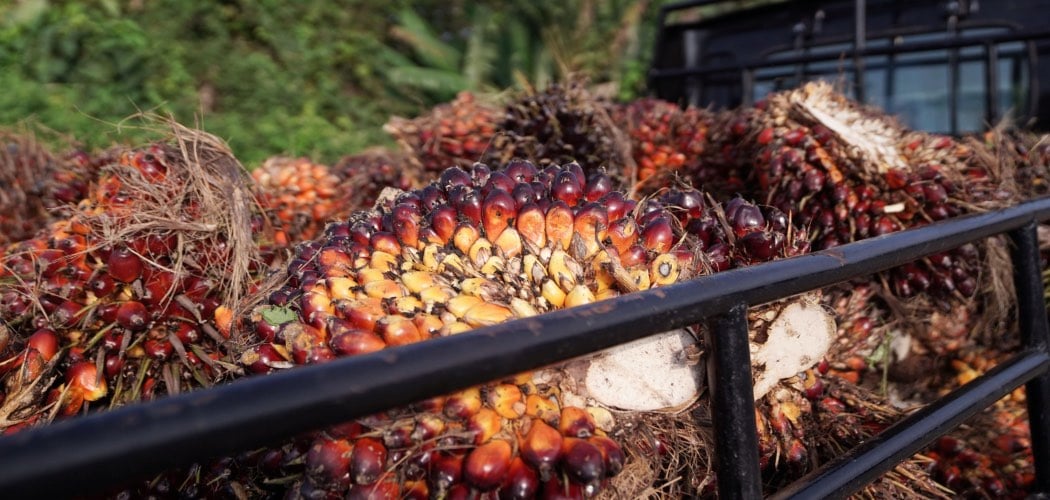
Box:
[707,83,1016,358]
[0,133,105,245]
[0,129,269,432]
[621,98,712,188]
[487,80,630,182]
[385,91,499,172]
[239,161,705,497]
[334,148,423,211]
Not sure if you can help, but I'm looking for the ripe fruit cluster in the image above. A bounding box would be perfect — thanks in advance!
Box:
[334,149,421,211]
[239,161,698,497]
[386,91,499,173]
[0,134,105,245]
[621,98,709,185]
[0,134,270,431]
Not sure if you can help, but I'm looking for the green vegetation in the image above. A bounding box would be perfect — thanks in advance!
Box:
[0,0,668,166]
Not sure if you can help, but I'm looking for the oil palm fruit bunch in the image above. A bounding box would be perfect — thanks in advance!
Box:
[385,91,500,172]
[334,148,424,211]
[785,372,952,498]
[728,83,1017,360]
[0,132,106,245]
[230,158,839,498]
[620,98,711,189]
[0,125,270,432]
[919,349,1036,498]
[239,160,691,498]
[253,156,353,245]
[486,80,632,184]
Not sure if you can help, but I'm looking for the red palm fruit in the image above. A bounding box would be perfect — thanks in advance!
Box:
[521,419,563,478]
[375,317,423,347]
[552,171,583,206]
[402,480,428,500]
[464,439,512,491]
[350,437,387,485]
[0,328,59,375]
[440,166,473,188]
[143,338,173,360]
[429,452,464,494]
[305,437,353,489]
[545,201,575,251]
[607,218,639,255]
[341,297,384,332]
[285,324,327,364]
[600,192,629,222]
[452,189,482,226]
[467,407,502,445]
[641,217,674,253]
[242,343,293,374]
[558,407,596,438]
[369,231,401,256]
[88,274,116,297]
[346,480,400,500]
[515,202,547,249]
[329,327,387,357]
[500,456,541,500]
[66,361,107,404]
[52,300,85,329]
[487,383,524,419]
[574,203,609,256]
[106,246,143,283]
[444,387,483,420]
[542,476,586,499]
[391,203,422,249]
[587,435,626,476]
[116,301,149,331]
[561,437,605,489]
[482,189,515,239]
[511,182,537,210]
[428,205,458,243]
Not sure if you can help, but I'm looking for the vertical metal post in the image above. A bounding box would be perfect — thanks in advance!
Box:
[742,68,755,107]
[985,42,1000,125]
[1009,221,1050,493]
[853,0,866,102]
[946,7,960,134]
[706,303,762,499]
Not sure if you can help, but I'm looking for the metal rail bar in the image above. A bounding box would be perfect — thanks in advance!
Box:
[1,196,1050,497]
[1012,222,1050,492]
[649,28,1050,81]
[706,304,762,499]
[770,349,1050,499]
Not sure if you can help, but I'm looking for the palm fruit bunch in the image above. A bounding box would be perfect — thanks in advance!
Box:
[486,80,632,183]
[0,132,106,245]
[236,160,688,498]
[223,157,848,498]
[334,148,423,211]
[918,349,1036,498]
[619,98,711,189]
[252,156,350,245]
[0,126,269,432]
[385,91,500,172]
[714,83,1019,361]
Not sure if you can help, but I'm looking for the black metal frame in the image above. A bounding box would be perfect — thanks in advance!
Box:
[0,192,1049,497]
[648,0,1050,134]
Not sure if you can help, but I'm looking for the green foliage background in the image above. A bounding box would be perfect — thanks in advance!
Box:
[0,0,670,166]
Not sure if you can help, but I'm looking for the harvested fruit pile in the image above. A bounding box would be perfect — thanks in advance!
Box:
[0,81,1047,499]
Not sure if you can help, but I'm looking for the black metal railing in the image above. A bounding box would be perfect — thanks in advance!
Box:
[0,194,1048,498]
[648,0,1050,134]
